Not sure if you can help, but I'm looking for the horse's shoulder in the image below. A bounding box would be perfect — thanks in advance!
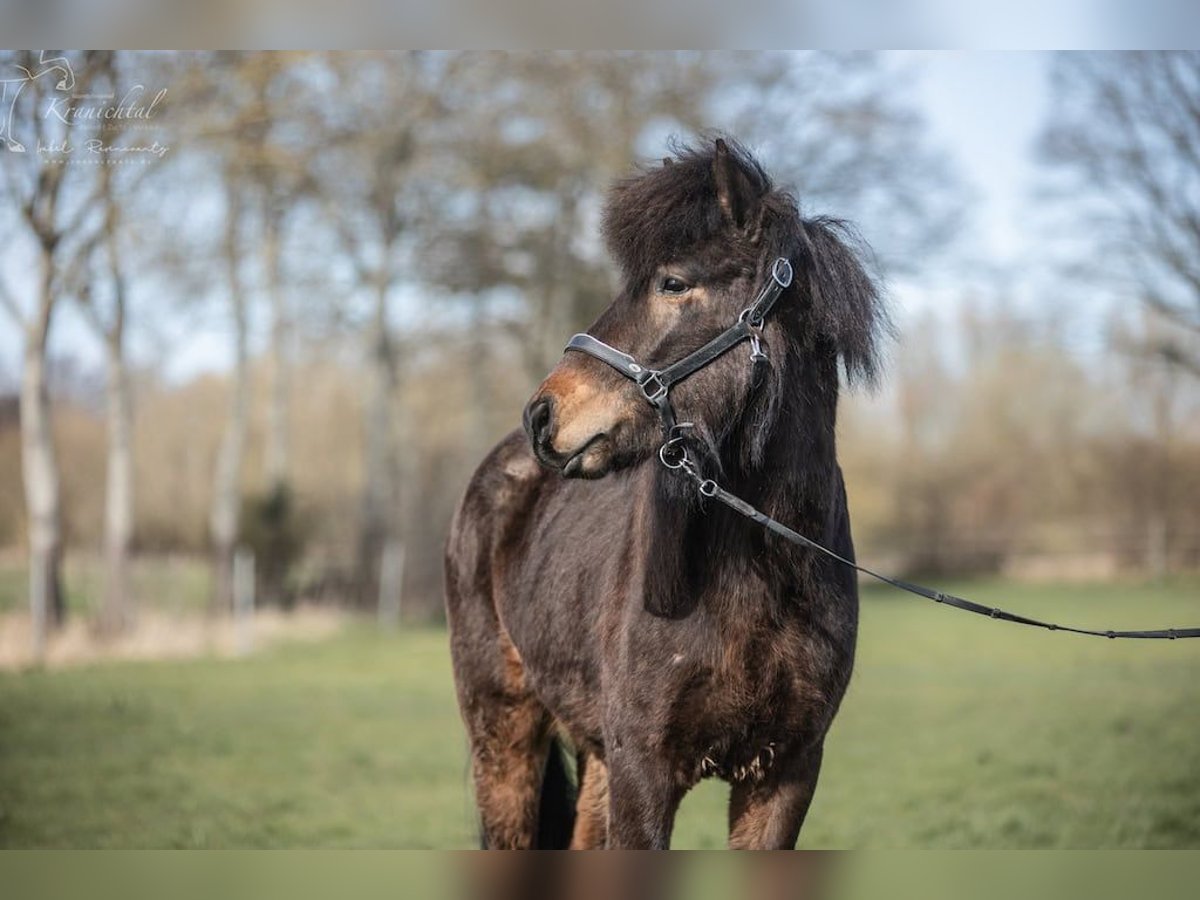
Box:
[475,428,542,487]
[453,430,545,529]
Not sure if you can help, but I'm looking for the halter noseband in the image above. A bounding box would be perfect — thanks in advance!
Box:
[563,257,794,437]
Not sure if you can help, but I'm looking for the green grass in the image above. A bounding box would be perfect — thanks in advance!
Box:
[1,579,1198,848]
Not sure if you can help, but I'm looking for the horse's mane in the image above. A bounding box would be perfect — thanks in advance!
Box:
[605,138,889,619]
[601,137,890,388]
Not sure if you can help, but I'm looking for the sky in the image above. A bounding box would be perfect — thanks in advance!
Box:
[912,52,1049,262]
[884,51,1054,332]
[0,52,1057,386]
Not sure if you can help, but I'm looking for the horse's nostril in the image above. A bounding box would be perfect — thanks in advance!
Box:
[524,397,554,448]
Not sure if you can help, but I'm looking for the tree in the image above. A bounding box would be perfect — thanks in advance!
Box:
[179,52,315,611]
[1108,308,1192,575]
[227,53,314,498]
[1042,52,1200,376]
[421,53,960,384]
[310,51,446,608]
[72,54,146,634]
[208,180,252,614]
[0,51,109,657]
[725,52,962,274]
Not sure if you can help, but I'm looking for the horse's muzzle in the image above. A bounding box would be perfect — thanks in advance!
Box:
[523,394,614,478]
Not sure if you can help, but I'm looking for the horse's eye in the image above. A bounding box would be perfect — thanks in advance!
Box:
[659,276,690,295]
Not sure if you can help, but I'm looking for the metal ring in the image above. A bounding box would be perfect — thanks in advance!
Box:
[658,442,686,469]
[698,479,718,497]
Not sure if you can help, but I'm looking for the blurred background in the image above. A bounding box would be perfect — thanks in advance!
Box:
[0,51,1197,848]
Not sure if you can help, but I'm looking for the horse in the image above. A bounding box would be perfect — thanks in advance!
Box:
[1,51,76,152]
[445,137,887,849]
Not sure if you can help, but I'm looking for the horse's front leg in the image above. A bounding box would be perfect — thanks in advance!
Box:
[727,744,824,849]
[605,736,684,849]
[570,752,610,849]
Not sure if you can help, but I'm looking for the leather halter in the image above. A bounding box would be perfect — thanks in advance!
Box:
[553,253,1200,641]
[564,257,793,436]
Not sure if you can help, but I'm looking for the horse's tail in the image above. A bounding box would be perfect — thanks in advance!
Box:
[472,736,577,849]
[535,737,577,849]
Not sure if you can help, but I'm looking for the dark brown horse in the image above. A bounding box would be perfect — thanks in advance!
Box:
[445,138,887,849]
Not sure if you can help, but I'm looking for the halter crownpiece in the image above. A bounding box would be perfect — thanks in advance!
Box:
[564,256,794,435]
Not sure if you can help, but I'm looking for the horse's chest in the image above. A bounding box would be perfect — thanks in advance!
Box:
[626,625,827,784]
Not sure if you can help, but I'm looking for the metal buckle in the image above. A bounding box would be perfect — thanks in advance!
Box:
[738,307,765,330]
[738,309,768,361]
[639,372,667,404]
[772,257,793,288]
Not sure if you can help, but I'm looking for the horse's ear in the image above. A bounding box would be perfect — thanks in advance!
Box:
[712,138,761,232]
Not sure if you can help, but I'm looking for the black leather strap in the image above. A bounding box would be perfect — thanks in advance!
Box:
[698,473,1200,641]
[659,320,752,388]
[743,257,794,325]
[564,334,647,380]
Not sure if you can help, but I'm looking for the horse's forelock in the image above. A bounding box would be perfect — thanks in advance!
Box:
[601,138,889,391]
[601,139,773,289]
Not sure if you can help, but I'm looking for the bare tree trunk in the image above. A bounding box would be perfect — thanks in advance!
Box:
[3,52,105,658]
[95,156,135,636]
[358,276,400,608]
[20,321,64,660]
[263,197,290,493]
[100,333,134,634]
[210,193,250,614]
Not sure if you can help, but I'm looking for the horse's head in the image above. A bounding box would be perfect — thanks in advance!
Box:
[524,138,886,480]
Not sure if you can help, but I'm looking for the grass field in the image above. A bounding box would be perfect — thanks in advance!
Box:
[1,579,1198,848]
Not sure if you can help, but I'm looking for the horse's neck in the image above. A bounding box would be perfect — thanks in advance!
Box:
[639,372,840,619]
[729,359,840,535]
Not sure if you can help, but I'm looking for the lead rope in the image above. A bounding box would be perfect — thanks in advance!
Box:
[658,434,1200,641]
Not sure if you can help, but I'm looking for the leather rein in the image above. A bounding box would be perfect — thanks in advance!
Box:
[564,257,1200,640]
